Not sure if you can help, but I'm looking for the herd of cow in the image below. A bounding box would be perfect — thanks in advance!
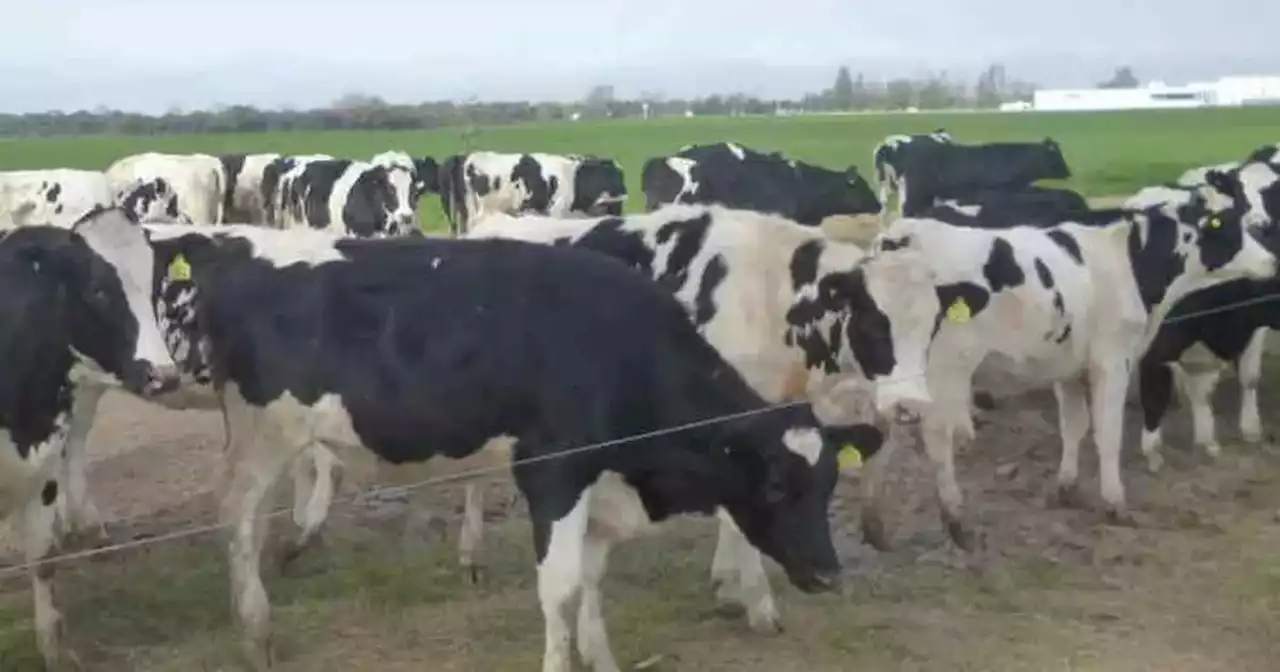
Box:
[2,130,1280,672]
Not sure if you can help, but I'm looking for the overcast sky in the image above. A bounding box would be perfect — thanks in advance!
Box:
[4,0,1276,114]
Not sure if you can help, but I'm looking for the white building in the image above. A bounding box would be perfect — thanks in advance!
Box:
[1031,75,1280,111]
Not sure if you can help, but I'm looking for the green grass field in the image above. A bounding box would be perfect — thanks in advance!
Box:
[2,107,1278,233]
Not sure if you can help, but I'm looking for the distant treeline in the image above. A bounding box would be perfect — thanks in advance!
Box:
[0,64,1047,138]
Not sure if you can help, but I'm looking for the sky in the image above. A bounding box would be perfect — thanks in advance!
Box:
[4,0,1277,114]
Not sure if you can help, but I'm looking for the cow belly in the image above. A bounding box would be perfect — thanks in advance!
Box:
[585,471,658,541]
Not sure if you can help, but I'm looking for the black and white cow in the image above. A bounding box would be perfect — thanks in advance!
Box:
[462,204,946,628]
[892,138,1072,218]
[218,153,287,223]
[272,158,421,236]
[1127,175,1280,470]
[259,154,334,226]
[141,223,861,672]
[1,169,184,228]
[0,206,180,669]
[868,191,1277,550]
[106,152,224,224]
[437,151,627,236]
[1201,161,1280,230]
[640,142,881,226]
[369,150,441,203]
[871,130,953,219]
[924,186,1092,229]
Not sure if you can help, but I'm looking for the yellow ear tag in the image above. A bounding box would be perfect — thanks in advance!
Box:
[837,444,863,470]
[1207,217,1222,229]
[946,297,971,323]
[167,254,191,282]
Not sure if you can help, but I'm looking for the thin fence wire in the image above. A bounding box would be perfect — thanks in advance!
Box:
[1,276,1279,577]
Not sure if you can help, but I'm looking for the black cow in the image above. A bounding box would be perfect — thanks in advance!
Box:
[871,129,954,218]
[895,138,1072,217]
[640,141,881,226]
[143,224,862,671]
[924,186,1091,228]
[0,206,179,670]
[437,152,627,236]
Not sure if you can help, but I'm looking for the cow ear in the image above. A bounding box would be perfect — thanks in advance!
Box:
[820,423,883,475]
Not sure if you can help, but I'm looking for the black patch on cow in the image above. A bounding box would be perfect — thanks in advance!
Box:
[44,183,61,203]
[511,155,555,212]
[1196,215,1246,273]
[933,282,992,337]
[879,235,911,251]
[1055,324,1072,343]
[54,204,63,215]
[41,480,57,506]
[1052,291,1065,314]
[788,239,824,290]
[551,236,574,247]
[342,166,400,236]
[654,214,712,293]
[1034,258,1055,288]
[572,217,657,274]
[693,256,727,328]
[219,154,246,220]
[571,158,626,216]
[983,238,1025,292]
[1127,215,1186,312]
[1046,230,1083,263]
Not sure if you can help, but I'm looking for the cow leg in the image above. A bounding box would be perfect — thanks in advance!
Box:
[858,430,898,552]
[709,510,780,634]
[576,531,620,672]
[25,480,79,671]
[222,402,299,669]
[1237,328,1268,444]
[1090,362,1137,525]
[1050,377,1091,509]
[532,492,589,672]
[1138,362,1176,473]
[59,384,108,547]
[1172,366,1223,459]
[458,482,486,583]
[280,445,344,569]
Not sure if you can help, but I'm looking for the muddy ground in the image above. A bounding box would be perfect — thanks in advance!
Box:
[1,353,1279,671]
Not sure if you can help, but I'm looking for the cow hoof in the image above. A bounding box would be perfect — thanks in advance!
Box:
[942,513,976,552]
[1104,507,1138,528]
[861,514,892,552]
[1144,452,1165,474]
[240,635,275,671]
[461,563,485,585]
[1048,483,1084,510]
[746,610,783,636]
[972,391,997,411]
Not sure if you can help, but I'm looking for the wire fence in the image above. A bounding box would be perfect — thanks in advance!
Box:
[1,275,1279,578]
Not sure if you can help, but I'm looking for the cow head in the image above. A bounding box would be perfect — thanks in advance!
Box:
[115,177,190,224]
[1036,138,1072,180]
[347,165,420,238]
[49,207,180,395]
[1204,163,1280,232]
[412,157,441,198]
[784,238,939,421]
[571,158,627,216]
[718,407,884,593]
[792,163,882,224]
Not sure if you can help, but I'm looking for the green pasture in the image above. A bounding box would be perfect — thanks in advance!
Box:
[1,107,1277,233]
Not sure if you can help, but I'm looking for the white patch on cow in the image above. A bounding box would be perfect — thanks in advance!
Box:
[1236,162,1280,228]
[75,210,177,376]
[725,143,746,160]
[370,151,419,225]
[0,169,114,229]
[667,157,700,201]
[105,153,223,223]
[782,427,822,466]
[143,223,347,268]
[0,421,66,515]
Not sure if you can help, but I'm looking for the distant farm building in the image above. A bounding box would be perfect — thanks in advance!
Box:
[1031,75,1280,112]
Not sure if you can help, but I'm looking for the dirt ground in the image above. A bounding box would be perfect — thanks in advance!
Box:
[1,202,1279,670]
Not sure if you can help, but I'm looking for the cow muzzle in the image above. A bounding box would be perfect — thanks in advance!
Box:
[143,363,181,396]
[874,375,931,424]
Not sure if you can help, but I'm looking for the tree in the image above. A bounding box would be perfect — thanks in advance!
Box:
[583,84,615,117]
[975,63,1006,108]
[1098,66,1139,89]
[831,66,855,110]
